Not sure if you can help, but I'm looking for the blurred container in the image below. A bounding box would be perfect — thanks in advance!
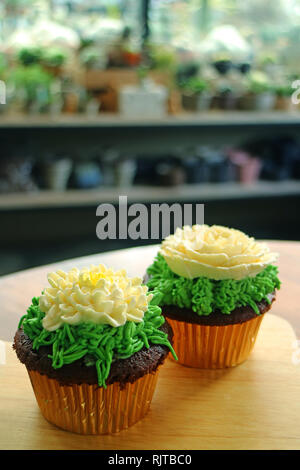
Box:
[275,96,294,111]
[0,157,37,193]
[208,154,236,182]
[156,162,186,186]
[182,91,212,112]
[71,162,102,189]
[85,97,100,116]
[133,158,157,186]
[49,97,63,116]
[61,77,81,114]
[195,147,236,183]
[100,149,120,186]
[183,155,210,183]
[254,92,276,111]
[227,149,262,183]
[114,158,137,187]
[238,92,276,111]
[246,136,299,181]
[42,158,73,191]
[213,90,237,110]
[119,78,168,119]
[63,92,79,113]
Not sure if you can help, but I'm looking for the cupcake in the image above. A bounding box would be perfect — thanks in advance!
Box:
[13,264,176,435]
[145,224,280,369]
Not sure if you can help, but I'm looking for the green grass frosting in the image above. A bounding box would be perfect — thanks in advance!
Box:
[146,253,281,316]
[19,291,177,388]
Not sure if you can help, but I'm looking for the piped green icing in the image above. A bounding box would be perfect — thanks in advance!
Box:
[19,291,177,388]
[146,253,281,316]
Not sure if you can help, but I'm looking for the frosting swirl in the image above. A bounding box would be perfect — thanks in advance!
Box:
[39,264,152,331]
[160,224,278,280]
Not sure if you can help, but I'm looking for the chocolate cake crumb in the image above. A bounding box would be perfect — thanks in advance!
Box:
[162,292,276,326]
[13,321,173,388]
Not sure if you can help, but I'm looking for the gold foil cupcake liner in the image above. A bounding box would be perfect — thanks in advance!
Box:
[166,314,265,368]
[27,369,159,435]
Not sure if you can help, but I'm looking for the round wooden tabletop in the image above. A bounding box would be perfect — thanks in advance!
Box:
[0,240,299,342]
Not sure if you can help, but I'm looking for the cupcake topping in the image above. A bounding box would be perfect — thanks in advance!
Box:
[146,253,280,316]
[19,265,177,387]
[160,225,278,280]
[39,265,152,331]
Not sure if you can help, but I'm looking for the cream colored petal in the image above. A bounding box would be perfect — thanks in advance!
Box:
[40,264,153,331]
[160,225,278,280]
[42,317,62,331]
[183,248,229,266]
[62,312,82,325]
[59,305,75,316]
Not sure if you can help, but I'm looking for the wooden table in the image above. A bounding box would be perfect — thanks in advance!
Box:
[1,241,300,450]
[0,240,298,342]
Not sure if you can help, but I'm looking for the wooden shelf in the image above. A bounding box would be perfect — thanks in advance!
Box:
[0,110,300,129]
[0,181,299,211]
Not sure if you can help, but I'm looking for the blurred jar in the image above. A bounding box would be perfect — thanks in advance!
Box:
[61,77,80,114]
[0,157,37,193]
[42,158,73,191]
[119,78,168,119]
[182,91,212,112]
[114,158,137,187]
[156,162,186,186]
[183,154,210,184]
[227,149,262,184]
[71,162,102,189]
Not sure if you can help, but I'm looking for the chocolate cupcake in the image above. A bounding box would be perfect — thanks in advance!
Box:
[13,264,176,434]
[146,225,280,369]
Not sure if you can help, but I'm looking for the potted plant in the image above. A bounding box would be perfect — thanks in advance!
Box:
[17,47,43,66]
[79,46,107,70]
[274,84,293,110]
[9,64,53,113]
[148,46,178,72]
[213,84,237,110]
[239,71,276,111]
[16,46,68,77]
[41,47,68,76]
[180,77,212,111]
[122,46,141,67]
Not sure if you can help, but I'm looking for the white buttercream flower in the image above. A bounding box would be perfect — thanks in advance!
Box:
[160,225,278,280]
[39,265,152,331]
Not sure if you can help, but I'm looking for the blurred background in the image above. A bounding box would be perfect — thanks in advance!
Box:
[1,0,300,275]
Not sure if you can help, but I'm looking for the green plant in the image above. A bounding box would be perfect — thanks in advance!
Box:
[217,84,234,95]
[259,54,277,66]
[9,64,53,104]
[17,47,43,66]
[79,47,100,68]
[180,77,210,94]
[275,84,292,97]
[79,46,108,70]
[137,65,150,81]
[0,53,7,80]
[148,45,177,71]
[41,47,68,68]
[246,71,273,94]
